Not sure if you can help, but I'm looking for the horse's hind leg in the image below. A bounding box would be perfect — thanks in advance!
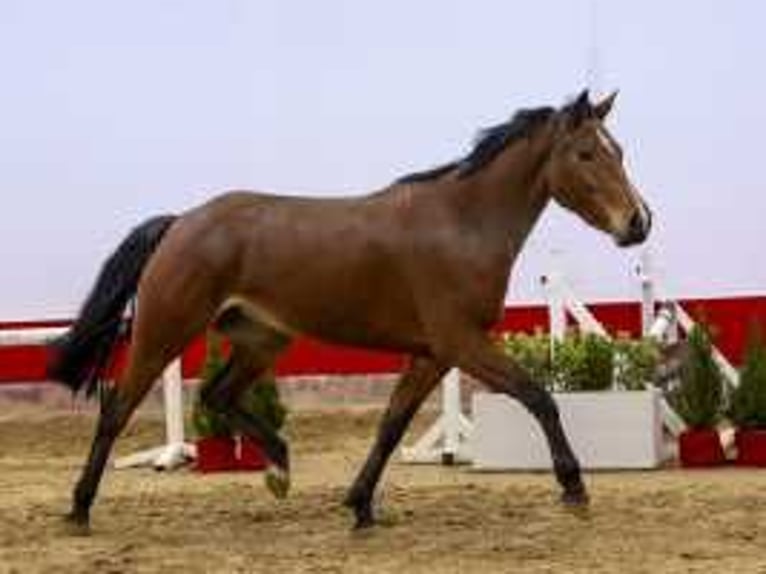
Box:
[65,352,171,534]
[200,307,292,496]
[66,296,217,533]
[344,356,447,529]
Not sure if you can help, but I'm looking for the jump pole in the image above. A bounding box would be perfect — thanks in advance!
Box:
[401,368,473,465]
[0,326,68,347]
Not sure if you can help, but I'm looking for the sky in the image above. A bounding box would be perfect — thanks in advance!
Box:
[0,1,764,320]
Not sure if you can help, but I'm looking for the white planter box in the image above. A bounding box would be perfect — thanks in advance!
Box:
[471,389,663,470]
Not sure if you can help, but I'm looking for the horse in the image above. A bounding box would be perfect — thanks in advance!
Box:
[48,90,651,533]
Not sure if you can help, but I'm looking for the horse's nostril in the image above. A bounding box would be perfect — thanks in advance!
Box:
[629,211,643,235]
[617,209,649,247]
[629,208,651,239]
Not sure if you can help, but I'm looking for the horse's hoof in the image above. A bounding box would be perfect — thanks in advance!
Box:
[63,513,91,537]
[561,489,588,505]
[265,465,290,499]
[352,513,376,531]
[561,488,590,517]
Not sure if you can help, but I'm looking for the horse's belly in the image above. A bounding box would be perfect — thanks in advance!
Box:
[219,294,428,355]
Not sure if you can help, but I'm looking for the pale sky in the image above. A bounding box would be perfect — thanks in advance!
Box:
[0,1,764,320]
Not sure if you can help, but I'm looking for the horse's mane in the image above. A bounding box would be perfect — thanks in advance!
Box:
[397,106,556,185]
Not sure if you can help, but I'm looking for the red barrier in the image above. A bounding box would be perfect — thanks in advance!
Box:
[1,295,765,383]
[680,296,766,365]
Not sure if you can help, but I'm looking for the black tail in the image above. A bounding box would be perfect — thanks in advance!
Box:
[47,214,178,396]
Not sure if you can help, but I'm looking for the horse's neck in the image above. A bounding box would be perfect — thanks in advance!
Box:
[447,141,551,258]
[416,141,552,327]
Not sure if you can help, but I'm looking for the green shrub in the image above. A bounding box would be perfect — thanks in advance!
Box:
[499,331,553,389]
[729,325,766,429]
[613,336,661,391]
[669,323,724,429]
[500,331,666,393]
[553,333,614,392]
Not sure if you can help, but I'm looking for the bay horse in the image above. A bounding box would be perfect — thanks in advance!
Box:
[49,90,651,533]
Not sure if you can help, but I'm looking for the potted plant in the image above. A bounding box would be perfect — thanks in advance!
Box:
[193,332,237,472]
[670,323,726,467]
[499,331,553,389]
[729,325,766,466]
[613,335,661,391]
[475,331,663,470]
[553,332,614,392]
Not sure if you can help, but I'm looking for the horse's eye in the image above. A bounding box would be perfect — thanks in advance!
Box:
[578,150,595,162]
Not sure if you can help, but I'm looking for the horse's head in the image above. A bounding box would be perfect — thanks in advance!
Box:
[541,90,651,247]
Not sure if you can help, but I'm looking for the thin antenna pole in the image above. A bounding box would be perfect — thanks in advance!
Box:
[586,0,603,97]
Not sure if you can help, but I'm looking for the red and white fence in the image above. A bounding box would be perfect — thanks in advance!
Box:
[1,253,765,469]
[0,325,191,469]
[1,294,764,386]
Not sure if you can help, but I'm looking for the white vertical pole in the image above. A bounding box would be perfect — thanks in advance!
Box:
[549,290,567,343]
[639,249,656,338]
[441,368,461,465]
[113,357,192,470]
[666,303,680,345]
[543,259,567,344]
[163,359,185,446]
[543,263,566,394]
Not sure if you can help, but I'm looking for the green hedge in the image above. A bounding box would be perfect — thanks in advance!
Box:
[499,331,660,392]
[553,333,614,392]
[613,335,662,391]
[499,331,553,388]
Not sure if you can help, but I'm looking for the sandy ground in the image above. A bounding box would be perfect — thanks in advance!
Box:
[1,406,765,574]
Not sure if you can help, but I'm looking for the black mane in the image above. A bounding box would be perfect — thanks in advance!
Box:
[397,106,555,184]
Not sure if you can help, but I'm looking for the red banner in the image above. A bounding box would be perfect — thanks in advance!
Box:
[1,296,764,384]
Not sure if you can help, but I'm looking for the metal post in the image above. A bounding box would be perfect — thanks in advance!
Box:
[162,360,185,447]
[638,249,656,337]
[542,254,567,352]
[441,368,461,465]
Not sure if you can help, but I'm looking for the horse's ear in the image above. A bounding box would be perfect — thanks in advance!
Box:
[594,91,618,120]
[567,89,592,128]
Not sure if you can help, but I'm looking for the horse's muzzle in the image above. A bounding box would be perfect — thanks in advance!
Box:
[616,205,652,247]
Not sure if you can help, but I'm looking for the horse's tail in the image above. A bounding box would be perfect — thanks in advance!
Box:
[47,214,178,397]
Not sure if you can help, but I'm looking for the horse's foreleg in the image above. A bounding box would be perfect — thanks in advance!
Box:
[344,356,447,529]
[449,333,588,506]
